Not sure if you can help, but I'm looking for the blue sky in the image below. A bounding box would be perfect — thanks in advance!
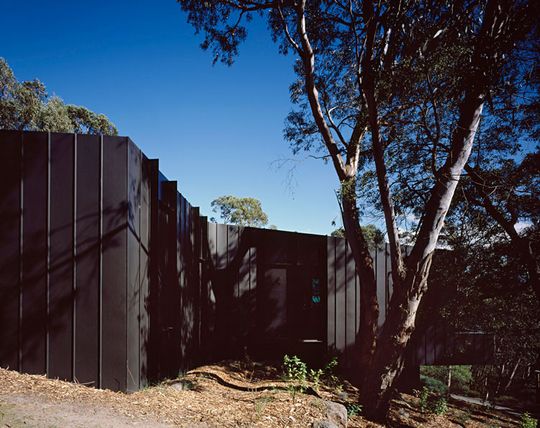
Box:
[1,0,343,235]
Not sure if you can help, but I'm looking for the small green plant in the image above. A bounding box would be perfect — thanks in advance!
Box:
[253,395,273,421]
[432,396,448,416]
[521,413,538,428]
[322,357,342,389]
[420,374,448,395]
[324,357,338,373]
[283,355,307,383]
[417,386,448,415]
[346,403,362,417]
[418,386,430,412]
[308,368,324,390]
[283,355,308,401]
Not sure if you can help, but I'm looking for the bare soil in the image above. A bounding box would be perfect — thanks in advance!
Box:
[0,362,523,427]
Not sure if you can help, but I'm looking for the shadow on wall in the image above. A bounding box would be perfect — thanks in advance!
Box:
[202,225,328,367]
[0,201,128,382]
[205,226,259,361]
[0,130,149,392]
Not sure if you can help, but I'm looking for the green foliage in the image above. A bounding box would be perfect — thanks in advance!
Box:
[420,375,448,395]
[324,357,338,371]
[210,195,269,227]
[283,355,307,399]
[346,403,362,417]
[308,368,323,390]
[417,386,448,415]
[450,366,473,393]
[330,224,384,249]
[322,357,341,389]
[520,413,538,428]
[282,355,342,395]
[421,366,472,394]
[427,227,540,400]
[432,396,448,416]
[283,355,307,383]
[418,386,430,413]
[0,57,117,135]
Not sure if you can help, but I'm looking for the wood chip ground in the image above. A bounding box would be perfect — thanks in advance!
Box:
[0,362,522,427]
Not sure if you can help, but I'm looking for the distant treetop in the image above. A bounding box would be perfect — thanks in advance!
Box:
[211,195,269,228]
[0,57,117,135]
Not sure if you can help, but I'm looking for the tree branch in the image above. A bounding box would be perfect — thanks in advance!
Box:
[277,1,302,54]
[294,0,347,180]
[361,0,405,282]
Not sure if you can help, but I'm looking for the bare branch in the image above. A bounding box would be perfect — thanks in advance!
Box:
[277,1,302,54]
[322,100,348,149]
[361,0,405,282]
[294,0,347,180]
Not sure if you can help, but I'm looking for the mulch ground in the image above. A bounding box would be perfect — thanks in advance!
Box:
[0,361,524,427]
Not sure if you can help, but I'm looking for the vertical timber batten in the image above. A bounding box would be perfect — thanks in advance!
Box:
[0,130,494,391]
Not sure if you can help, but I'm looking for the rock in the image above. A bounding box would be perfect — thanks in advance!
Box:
[170,380,193,391]
[337,391,349,401]
[312,420,339,428]
[325,401,348,428]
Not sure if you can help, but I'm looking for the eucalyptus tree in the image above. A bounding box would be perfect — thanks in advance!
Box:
[0,58,117,135]
[461,153,539,302]
[385,32,539,301]
[211,195,269,227]
[178,0,536,420]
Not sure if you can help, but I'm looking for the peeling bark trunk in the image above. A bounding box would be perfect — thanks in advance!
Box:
[341,187,379,380]
[361,83,486,422]
[361,253,434,420]
[495,363,506,396]
[280,0,501,422]
[502,358,521,394]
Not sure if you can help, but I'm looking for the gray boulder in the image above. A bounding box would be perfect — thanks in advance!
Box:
[325,401,347,428]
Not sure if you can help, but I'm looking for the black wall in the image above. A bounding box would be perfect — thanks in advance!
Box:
[0,130,493,392]
[0,131,151,391]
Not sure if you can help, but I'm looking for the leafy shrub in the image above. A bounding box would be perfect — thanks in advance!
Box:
[346,403,362,417]
[450,365,473,393]
[283,355,307,400]
[322,357,341,388]
[417,386,448,415]
[308,368,324,390]
[432,396,448,415]
[282,355,343,396]
[418,386,430,412]
[420,374,448,395]
[324,357,338,373]
[521,413,538,428]
[420,365,472,394]
[283,355,307,384]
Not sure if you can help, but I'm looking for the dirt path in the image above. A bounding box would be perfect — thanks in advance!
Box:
[0,365,525,428]
[0,393,173,428]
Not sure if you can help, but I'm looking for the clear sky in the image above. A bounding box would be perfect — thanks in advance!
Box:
[1,0,344,235]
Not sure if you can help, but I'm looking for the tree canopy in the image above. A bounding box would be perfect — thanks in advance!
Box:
[331,224,384,248]
[211,195,269,227]
[179,0,538,420]
[0,58,117,135]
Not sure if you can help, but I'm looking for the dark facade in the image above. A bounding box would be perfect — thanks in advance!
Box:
[0,131,151,391]
[0,130,492,392]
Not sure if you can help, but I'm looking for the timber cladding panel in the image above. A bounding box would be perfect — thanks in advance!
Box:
[204,224,328,367]
[0,131,150,391]
[0,130,494,392]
